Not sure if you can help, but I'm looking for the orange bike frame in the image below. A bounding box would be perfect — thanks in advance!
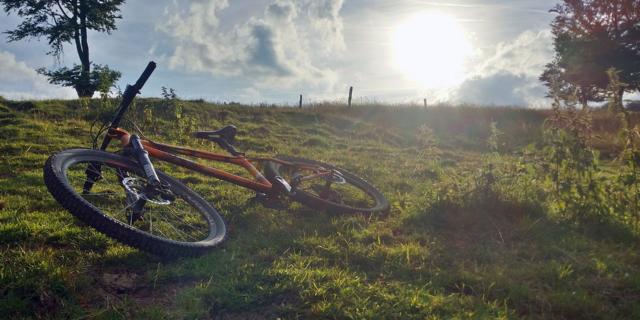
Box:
[107,127,281,193]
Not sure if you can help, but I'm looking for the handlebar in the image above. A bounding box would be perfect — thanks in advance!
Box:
[134,61,156,91]
[99,61,156,150]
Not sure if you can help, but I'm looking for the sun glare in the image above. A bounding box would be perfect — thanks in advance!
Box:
[393,12,472,89]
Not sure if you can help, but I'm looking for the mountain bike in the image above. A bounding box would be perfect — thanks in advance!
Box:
[43,62,389,257]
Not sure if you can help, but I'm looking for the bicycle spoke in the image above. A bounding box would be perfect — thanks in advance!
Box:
[65,160,210,242]
[152,204,206,240]
[154,212,199,241]
[163,205,207,238]
[280,163,377,210]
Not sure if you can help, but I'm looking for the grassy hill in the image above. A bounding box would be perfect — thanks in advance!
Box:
[0,97,639,319]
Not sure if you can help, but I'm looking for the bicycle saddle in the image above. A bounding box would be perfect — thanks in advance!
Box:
[193,125,237,144]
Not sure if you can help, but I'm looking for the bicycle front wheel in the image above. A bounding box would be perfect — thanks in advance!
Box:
[43,149,226,257]
[264,156,389,214]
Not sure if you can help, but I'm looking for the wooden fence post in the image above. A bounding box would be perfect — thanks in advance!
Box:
[348,86,353,107]
[299,94,302,108]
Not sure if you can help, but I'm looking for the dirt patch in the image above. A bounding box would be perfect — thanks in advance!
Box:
[101,272,140,294]
[76,270,201,316]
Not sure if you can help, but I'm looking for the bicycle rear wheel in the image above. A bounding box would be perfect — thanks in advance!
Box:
[43,149,226,257]
[264,156,389,214]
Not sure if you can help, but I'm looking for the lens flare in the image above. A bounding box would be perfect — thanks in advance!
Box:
[393,12,472,89]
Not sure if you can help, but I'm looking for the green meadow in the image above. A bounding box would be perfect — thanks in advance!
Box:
[1,96,639,319]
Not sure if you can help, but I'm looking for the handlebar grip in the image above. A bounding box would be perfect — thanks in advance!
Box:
[133,61,156,90]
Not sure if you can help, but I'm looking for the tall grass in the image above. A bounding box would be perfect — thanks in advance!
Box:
[1,95,639,318]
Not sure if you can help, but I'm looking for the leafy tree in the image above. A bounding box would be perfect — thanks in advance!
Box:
[1,0,125,97]
[539,59,601,106]
[541,0,640,106]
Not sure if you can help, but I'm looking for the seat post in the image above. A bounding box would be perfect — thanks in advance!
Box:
[193,125,241,155]
[212,137,242,156]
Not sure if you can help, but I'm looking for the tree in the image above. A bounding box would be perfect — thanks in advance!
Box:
[540,59,602,106]
[1,0,125,97]
[541,0,640,106]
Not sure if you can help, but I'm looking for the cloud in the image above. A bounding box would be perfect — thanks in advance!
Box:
[248,22,291,76]
[305,0,345,55]
[266,0,297,20]
[451,29,553,107]
[0,50,76,100]
[476,29,553,78]
[455,72,547,106]
[157,0,345,90]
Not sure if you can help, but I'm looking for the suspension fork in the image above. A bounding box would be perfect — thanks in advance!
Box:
[82,62,156,194]
[129,135,160,186]
[85,135,161,222]
[82,135,160,192]
[124,135,164,219]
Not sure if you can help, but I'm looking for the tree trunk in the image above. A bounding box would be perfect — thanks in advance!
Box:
[579,92,588,109]
[76,0,94,98]
[75,86,95,98]
[79,0,90,71]
[618,87,625,109]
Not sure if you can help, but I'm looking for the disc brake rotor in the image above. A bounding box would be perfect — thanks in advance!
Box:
[122,177,171,205]
[322,169,346,184]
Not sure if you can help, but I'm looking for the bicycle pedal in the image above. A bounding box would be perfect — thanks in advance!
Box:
[251,193,287,210]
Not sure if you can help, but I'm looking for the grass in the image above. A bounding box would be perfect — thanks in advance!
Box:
[0,98,639,319]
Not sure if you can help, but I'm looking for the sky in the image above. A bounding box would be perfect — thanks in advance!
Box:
[0,0,562,107]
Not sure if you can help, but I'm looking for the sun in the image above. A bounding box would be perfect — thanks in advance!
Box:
[393,12,472,89]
